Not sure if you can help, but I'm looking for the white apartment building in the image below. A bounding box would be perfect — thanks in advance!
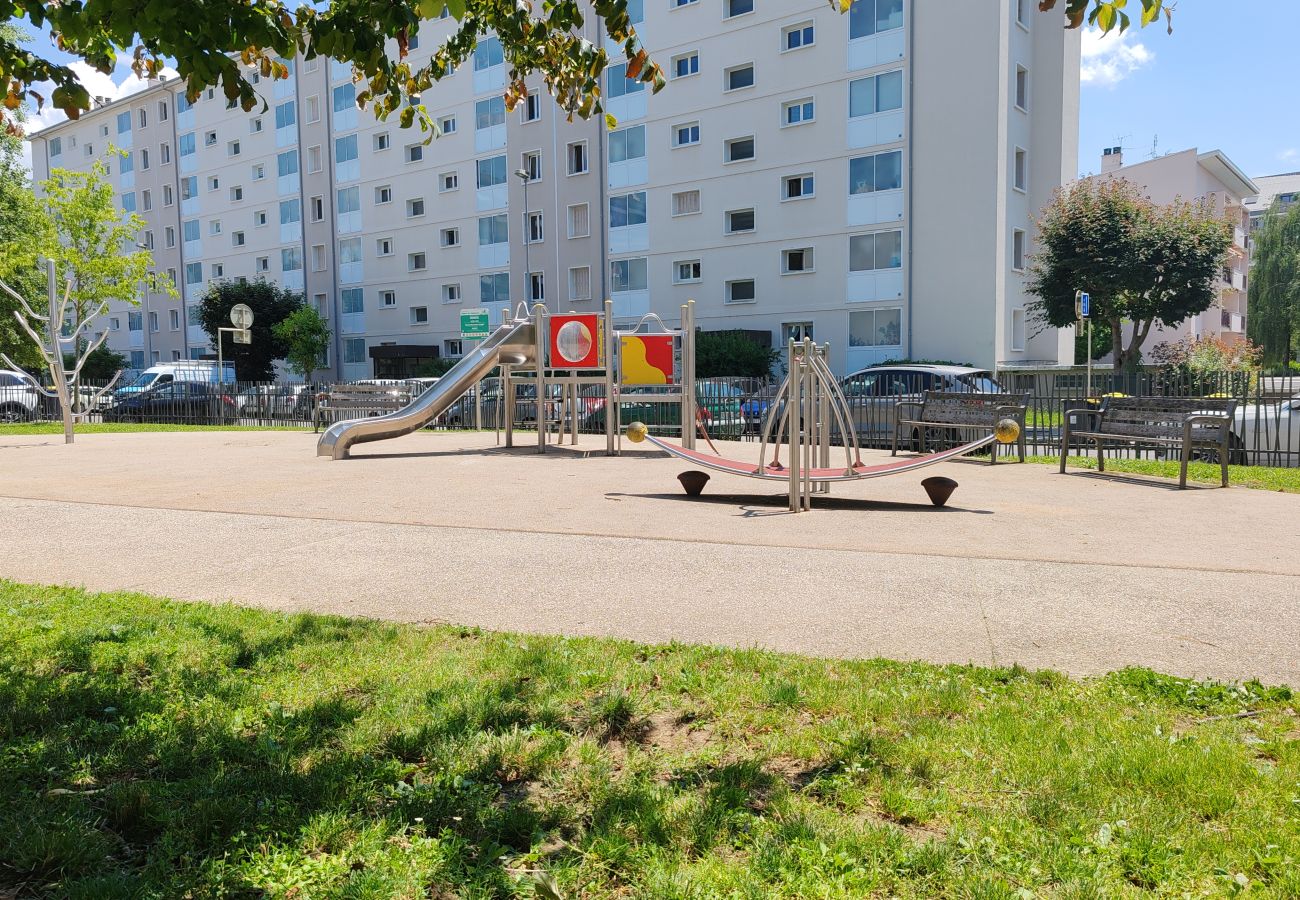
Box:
[28,0,1079,379]
[1244,171,1300,239]
[1087,147,1257,348]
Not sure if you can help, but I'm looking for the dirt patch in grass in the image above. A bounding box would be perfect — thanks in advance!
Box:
[643,710,713,753]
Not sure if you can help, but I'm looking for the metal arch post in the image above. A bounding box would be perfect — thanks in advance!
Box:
[681,299,696,450]
[604,298,616,455]
[533,302,547,454]
[802,338,814,511]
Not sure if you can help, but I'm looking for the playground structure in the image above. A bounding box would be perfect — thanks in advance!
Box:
[317,300,697,460]
[627,338,1019,512]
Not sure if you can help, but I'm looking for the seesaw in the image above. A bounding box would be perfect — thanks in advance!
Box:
[625,337,1020,512]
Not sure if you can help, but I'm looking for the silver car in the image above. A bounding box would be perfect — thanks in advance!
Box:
[839,364,1004,444]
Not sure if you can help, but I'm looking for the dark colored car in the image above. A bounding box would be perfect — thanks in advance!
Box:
[101,381,237,425]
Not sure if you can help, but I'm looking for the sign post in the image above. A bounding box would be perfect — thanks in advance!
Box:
[460,308,491,341]
[1075,290,1092,399]
[217,304,255,387]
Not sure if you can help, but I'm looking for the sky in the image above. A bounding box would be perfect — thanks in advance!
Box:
[12,2,1300,180]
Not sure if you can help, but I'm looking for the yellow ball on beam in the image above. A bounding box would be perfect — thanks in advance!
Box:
[626,421,648,443]
[994,418,1020,445]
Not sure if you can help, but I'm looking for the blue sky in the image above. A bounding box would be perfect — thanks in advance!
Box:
[15,3,1299,179]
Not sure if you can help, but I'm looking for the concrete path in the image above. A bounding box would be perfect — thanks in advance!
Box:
[1,430,1296,685]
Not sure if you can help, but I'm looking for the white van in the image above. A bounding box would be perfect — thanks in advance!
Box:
[115,362,237,397]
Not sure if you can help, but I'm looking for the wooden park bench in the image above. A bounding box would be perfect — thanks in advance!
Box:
[1059,396,1237,488]
[892,391,1030,464]
[313,383,412,431]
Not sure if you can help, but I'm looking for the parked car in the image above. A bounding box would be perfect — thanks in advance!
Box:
[0,368,41,423]
[838,365,1004,445]
[113,363,235,398]
[1231,394,1300,465]
[581,384,744,436]
[102,381,237,424]
[236,384,310,419]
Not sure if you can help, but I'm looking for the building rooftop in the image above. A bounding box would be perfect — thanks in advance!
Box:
[1244,171,1300,213]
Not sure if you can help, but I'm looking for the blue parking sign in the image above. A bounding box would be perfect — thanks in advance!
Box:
[1079,292,1090,318]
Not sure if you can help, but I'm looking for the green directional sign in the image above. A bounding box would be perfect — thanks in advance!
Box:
[460,308,491,340]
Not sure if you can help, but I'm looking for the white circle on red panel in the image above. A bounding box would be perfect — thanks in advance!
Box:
[555,320,593,364]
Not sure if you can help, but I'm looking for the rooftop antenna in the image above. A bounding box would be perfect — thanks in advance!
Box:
[1148,134,1160,160]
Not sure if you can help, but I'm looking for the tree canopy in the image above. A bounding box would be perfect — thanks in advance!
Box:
[198,279,304,381]
[1026,178,1233,372]
[271,305,332,381]
[1246,201,1300,369]
[3,0,1171,134]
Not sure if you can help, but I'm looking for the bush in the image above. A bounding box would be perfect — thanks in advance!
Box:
[1148,336,1261,374]
[694,331,778,378]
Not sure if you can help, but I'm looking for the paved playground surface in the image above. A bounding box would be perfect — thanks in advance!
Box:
[1,429,1296,685]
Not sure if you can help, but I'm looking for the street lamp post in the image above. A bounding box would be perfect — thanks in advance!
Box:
[514,167,533,309]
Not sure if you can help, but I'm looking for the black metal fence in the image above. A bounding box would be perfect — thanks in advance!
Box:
[6,369,1297,468]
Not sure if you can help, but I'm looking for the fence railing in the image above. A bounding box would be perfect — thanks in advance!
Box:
[5,369,1297,468]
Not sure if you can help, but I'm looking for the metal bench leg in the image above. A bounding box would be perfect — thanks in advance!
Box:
[1018,431,1027,463]
[1220,439,1229,487]
[891,422,899,457]
[1059,421,1069,473]
[1178,447,1189,489]
[1095,438,1104,473]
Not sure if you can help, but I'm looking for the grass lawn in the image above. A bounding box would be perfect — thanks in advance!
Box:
[2,583,1297,898]
[1029,455,1300,493]
[0,422,312,435]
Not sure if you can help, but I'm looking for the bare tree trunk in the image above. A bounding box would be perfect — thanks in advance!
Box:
[45,263,75,444]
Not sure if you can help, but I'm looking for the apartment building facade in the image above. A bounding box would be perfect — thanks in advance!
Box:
[1244,171,1300,240]
[28,0,1079,379]
[1087,147,1257,348]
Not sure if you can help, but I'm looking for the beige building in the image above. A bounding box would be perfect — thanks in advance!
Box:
[1244,171,1300,241]
[29,0,1080,379]
[1085,147,1257,350]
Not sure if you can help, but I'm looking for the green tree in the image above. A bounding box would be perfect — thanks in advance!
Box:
[198,279,302,381]
[0,27,45,371]
[1,0,1170,132]
[63,343,128,381]
[695,330,778,378]
[1027,178,1233,372]
[271,305,331,380]
[1246,202,1300,369]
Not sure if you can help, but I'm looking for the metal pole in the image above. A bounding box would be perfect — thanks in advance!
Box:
[1087,320,1093,399]
[604,298,616,456]
[681,299,696,450]
[533,302,545,454]
[788,338,798,513]
[46,261,74,444]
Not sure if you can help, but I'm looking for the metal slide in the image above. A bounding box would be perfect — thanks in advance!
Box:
[317,319,537,460]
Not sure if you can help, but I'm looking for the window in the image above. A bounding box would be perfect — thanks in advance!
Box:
[849,0,903,39]
[204,130,217,146]
[375,185,393,205]
[480,272,510,303]
[182,219,200,242]
[672,121,700,148]
[147,311,158,333]
[255,210,268,227]
[850,308,902,349]
[229,185,244,202]
[478,214,508,245]
[120,152,134,176]
[1013,147,1027,191]
[474,36,504,69]
[165,226,176,248]
[1011,308,1027,351]
[441,284,461,304]
[108,316,119,330]
[163,184,174,206]
[1015,66,1029,110]
[609,192,647,228]
[522,92,541,122]
[282,247,303,271]
[332,83,355,113]
[783,248,814,273]
[783,21,814,50]
[210,263,224,279]
[169,309,180,330]
[381,290,397,307]
[334,187,359,216]
[725,64,755,92]
[849,70,904,117]
[1012,228,1026,270]
[409,252,427,271]
[782,322,815,344]
[158,99,169,121]
[783,173,814,200]
[373,132,390,152]
[334,135,358,165]
[439,171,458,192]
[307,145,323,173]
[476,154,507,188]
[250,117,264,133]
[337,288,362,316]
[344,339,366,365]
[610,257,648,292]
[49,137,61,157]
[128,311,143,331]
[410,306,429,324]
[441,227,460,247]
[185,262,203,284]
[475,96,505,130]
[609,125,645,163]
[140,148,150,169]
[142,230,154,249]
[849,229,903,271]
[672,52,699,78]
[526,211,544,243]
[209,219,222,235]
[725,279,756,304]
[671,190,701,217]
[252,163,266,180]
[232,231,245,247]
[522,150,542,181]
[725,208,755,234]
[606,63,645,98]
[724,136,755,163]
[673,259,701,283]
[725,0,752,18]
[567,141,588,174]
[849,150,903,194]
[528,272,544,302]
[305,95,320,123]
[568,266,591,300]
[279,199,301,225]
[117,110,132,134]
[142,190,153,211]
[567,203,590,238]
[406,144,423,163]
[256,256,270,272]
[161,141,171,164]
[407,197,425,218]
[439,114,457,134]
[311,195,324,222]
[782,98,815,126]
[444,339,463,358]
[408,33,419,49]
[206,175,220,192]
[277,149,299,177]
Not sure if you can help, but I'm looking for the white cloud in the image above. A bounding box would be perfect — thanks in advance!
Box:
[1280,148,1299,163]
[1080,27,1154,88]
